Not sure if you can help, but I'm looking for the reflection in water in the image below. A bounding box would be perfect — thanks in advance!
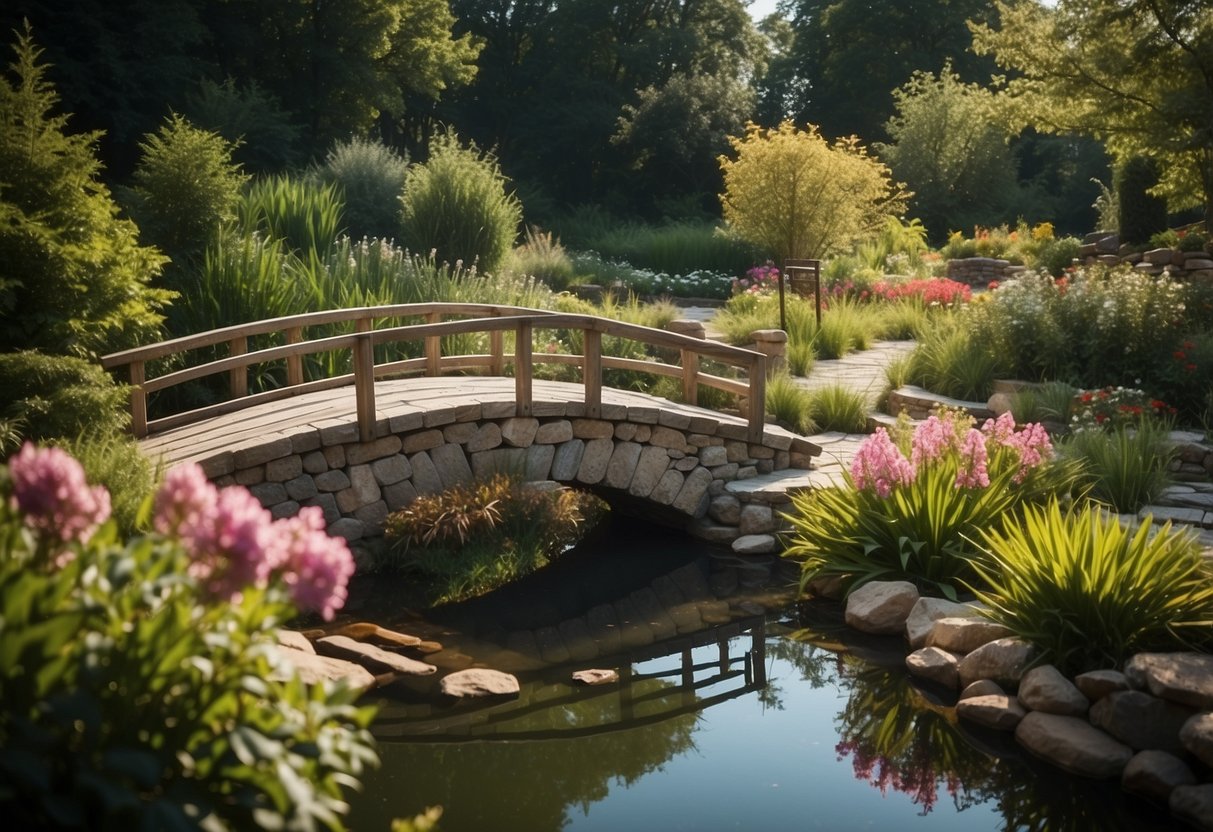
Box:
[346,529,1178,832]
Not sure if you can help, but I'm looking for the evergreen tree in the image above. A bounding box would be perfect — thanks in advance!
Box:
[0,26,170,357]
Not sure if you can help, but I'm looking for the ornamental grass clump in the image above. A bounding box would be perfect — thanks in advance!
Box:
[784,411,1072,598]
[972,499,1213,675]
[0,445,373,830]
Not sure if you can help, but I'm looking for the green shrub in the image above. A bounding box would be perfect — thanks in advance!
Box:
[972,499,1213,674]
[0,28,170,357]
[905,321,1002,401]
[766,373,816,434]
[787,340,816,376]
[556,219,760,276]
[510,227,578,291]
[1009,381,1075,424]
[869,299,928,341]
[125,113,248,267]
[1116,156,1168,246]
[0,351,130,442]
[316,136,409,241]
[238,175,345,261]
[185,78,302,173]
[0,446,374,829]
[382,474,604,604]
[809,384,869,434]
[784,411,1071,598]
[401,130,522,275]
[1032,236,1082,276]
[1061,420,1175,513]
[57,432,156,534]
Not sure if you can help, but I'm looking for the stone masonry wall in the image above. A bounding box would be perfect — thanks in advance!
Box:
[207,413,814,563]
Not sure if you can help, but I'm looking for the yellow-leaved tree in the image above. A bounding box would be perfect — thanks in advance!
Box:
[718,121,907,263]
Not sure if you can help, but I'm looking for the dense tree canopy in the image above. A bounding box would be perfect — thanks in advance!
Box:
[971,0,1213,230]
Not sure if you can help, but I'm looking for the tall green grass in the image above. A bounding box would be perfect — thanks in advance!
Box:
[237,175,345,261]
[553,212,760,275]
[766,373,816,434]
[809,384,870,434]
[1060,421,1175,513]
[905,321,1003,401]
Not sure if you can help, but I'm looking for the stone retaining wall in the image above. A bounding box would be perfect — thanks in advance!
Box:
[1079,233,1213,279]
[945,257,1027,286]
[205,411,816,562]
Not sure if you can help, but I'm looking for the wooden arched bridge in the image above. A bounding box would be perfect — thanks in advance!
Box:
[102,304,820,549]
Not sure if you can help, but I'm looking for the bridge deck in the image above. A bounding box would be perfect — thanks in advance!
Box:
[140,376,818,471]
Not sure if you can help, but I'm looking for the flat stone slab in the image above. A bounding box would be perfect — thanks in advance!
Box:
[332,621,422,648]
[315,635,437,676]
[271,648,376,690]
[440,668,520,698]
[572,668,619,686]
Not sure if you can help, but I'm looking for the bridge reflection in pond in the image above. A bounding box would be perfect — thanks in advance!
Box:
[350,614,1183,832]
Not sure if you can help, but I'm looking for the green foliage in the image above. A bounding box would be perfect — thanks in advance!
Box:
[316,136,410,241]
[125,113,249,267]
[0,350,130,441]
[1008,381,1075,424]
[1116,156,1168,245]
[238,175,345,261]
[786,340,816,376]
[809,384,869,434]
[556,217,761,277]
[401,131,522,275]
[904,319,1002,401]
[1060,421,1175,513]
[1032,235,1082,276]
[766,372,816,434]
[0,466,377,829]
[877,66,1018,242]
[719,121,907,262]
[185,78,302,173]
[971,0,1213,229]
[972,499,1213,674]
[0,26,170,357]
[382,474,605,604]
[509,227,578,291]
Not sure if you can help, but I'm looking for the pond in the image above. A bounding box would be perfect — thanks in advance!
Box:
[343,518,1175,832]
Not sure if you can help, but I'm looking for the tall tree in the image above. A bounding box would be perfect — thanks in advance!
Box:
[765,0,998,142]
[970,0,1213,231]
[0,28,170,356]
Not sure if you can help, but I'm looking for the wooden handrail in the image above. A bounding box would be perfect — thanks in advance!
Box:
[101,304,769,442]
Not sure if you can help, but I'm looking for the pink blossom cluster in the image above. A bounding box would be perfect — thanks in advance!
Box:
[982,412,1053,482]
[155,464,354,619]
[731,264,781,295]
[954,428,990,489]
[909,414,957,467]
[850,428,916,497]
[9,443,110,548]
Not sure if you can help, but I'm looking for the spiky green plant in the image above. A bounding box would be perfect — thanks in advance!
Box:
[972,499,1213,674]
[1060,420,1175,513]
[905,322,1002,401]
[238,175,344,260]
[809,384,869,433]
[766,372,816,434]
[787,340,816,376]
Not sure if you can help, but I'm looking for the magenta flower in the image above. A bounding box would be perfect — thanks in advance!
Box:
[851,428,916,497]
[980,411,1016,443]
[954,428,990,489]
[275,507,355,621]
[9,443,110,548]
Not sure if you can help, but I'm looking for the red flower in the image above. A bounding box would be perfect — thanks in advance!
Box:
[1186,363,1197,372]
[987,280,1000,291]
[1175,351,1187,361]
[1080,392,1094,403]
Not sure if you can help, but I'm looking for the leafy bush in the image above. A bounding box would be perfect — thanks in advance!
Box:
[1008,381,1076,424]
[904,320,1003,401]
[1033,236,1082,276]
[972,499,1213,674]
[784,411,1069,598]
[510,227,578,291]
[1061,419,1175,513]
[401,130,522,274]
[316,136,409,241]
[185,78,302,173]
[809,384,870,434]
[0,27,170,357]
[0,350,130,441]
[0,446,373,829]
[56,433,156,535]
[382,474,604,604]
[563,220,760,276]
[125,113,249,267]
[1116,155,1167,246]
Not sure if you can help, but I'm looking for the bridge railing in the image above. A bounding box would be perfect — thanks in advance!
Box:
[100,303,769,443]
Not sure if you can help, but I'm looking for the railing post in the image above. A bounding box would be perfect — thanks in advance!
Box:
[353,332,376,441]
[228,336,247,398]
[129,361,147,438]
[583,328,602,418]
[425,311,441,377]
[747,355,766,443]
[286,326,304,386]
[681,349,699,406]
[515,321,533,417]
[490,329,505,376]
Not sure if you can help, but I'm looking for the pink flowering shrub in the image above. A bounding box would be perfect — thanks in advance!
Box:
[787,410,1075,598]
[731,263,781,296]
[0,445,373,829]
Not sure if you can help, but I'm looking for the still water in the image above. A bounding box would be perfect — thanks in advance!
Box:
[344,521,1174,832]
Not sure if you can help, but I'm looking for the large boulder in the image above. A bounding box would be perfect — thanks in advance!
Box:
[904,597,982,648]
[1089,690,1195,755]
[957,695,1026,731]
[1074,669,1131,702]
[1017,665,1089,716]
[1121,750,1197,804]
[845,580,920,635]
[905,647,960,689]
[928,617,1014,654]
[1015,712,1133,778]
[1171,784,1213,832]
[1123,652,1213,710]
[957,637,1036,689]
[1180,712,1213,768]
